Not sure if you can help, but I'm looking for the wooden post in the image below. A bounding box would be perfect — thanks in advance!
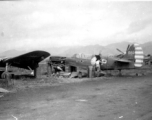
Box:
[88,66,93,78]
[47,64,52,77]
[5,63,8,72]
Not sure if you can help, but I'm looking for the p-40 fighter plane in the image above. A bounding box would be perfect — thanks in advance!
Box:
[49,43,144,77]
[91,43,144,76]
[0,50,50,78]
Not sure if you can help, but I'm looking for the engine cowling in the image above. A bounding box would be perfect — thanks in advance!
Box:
[90,55,101,67]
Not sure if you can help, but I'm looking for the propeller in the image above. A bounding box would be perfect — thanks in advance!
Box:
[116,48,125,55]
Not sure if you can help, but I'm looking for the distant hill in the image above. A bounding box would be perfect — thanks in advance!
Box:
[0,49,26,58]
[0,41,152,58]
[61,45,105,57]
[105,41,131,55]
[55,41,133,57]
[59,41,152,57]
[141,41,152,55]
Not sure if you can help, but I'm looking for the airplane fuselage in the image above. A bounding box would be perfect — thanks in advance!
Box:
[99,56,135,70]
[65,56,136,71]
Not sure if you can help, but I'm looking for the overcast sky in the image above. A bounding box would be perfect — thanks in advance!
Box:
[0,0,152,52]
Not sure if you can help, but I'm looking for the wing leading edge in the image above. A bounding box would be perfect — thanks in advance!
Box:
[5,50,50,70]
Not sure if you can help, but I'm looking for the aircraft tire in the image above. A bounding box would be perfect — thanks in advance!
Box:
[1,72,7,79]
[1,72,12,79]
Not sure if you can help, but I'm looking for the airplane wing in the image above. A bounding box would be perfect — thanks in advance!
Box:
[114,58,132,63]
[4,50,50,70]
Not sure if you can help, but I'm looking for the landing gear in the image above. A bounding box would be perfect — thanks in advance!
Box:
[0,63,14,86]
[1,63,10,79]
[34,68,37,78]
[105,70,112,76]
[1,72,14,86]
[1,72,8,79]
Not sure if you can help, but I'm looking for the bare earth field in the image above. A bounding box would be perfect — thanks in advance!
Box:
[0,71,152,120]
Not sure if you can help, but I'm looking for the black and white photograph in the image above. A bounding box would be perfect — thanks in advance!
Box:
[0,0,152,120]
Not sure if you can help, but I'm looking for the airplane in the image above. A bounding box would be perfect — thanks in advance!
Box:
[48,43,144,77]
[0,50,50,79]
[91,43,144,76]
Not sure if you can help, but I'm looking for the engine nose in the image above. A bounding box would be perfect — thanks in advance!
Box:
[91,55,101,66]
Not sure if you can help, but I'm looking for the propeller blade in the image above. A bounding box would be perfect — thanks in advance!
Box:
[126,44,130,52]
[116,48,125,55]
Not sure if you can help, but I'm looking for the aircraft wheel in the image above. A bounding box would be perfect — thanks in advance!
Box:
[1,72,14,86]
[78,72,82,78]
[1,72,7,79]
[1,72,12,79]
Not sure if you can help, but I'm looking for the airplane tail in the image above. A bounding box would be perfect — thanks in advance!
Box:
[125,43,144,67]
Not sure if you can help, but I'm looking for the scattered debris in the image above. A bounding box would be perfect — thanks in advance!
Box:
[70,72,79,78]
[12,115,18,120]
[119,116,123,119]
[76,99,88,102]
[0,87,10,93]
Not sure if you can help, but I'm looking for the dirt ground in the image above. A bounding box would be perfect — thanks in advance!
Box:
[0,72,152,120]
